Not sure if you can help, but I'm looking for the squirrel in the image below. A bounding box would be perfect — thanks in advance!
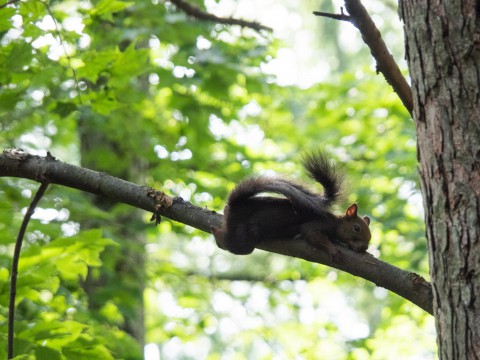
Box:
[210,151,371,261]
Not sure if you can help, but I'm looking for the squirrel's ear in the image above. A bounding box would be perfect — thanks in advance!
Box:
[345,203,358,217]
[363,216,370,226]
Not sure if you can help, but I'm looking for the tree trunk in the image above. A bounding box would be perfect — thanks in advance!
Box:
[399,1,480,358]
[78,107,146,351]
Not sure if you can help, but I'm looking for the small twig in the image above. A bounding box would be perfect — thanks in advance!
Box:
[39,0,83,105]
[313,8,351,22]
[314,1,414,115]
[168,0,272,32]
[8,182,49,359]
[1,1,82,103]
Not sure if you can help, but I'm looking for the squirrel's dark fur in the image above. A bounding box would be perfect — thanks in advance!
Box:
[211,151,371,260]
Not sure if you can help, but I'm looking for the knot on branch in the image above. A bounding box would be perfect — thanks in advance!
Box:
[147,188,174,225]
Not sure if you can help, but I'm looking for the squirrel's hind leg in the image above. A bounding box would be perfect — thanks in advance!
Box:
[211,205,231,250]
[211,205,257,255]
[211,225,226,250]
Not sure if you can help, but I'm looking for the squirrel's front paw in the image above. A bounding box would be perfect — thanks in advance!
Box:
[328,247,342,262]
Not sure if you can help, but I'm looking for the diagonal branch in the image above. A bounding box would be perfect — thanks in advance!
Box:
[314,0,414,115]
[0,149,432,314]
[167,0,272,32]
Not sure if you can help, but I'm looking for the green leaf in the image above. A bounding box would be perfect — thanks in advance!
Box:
[44,230,117,280]
[90,0,134,17]
[62,335,114,360]
[35,346,62,360]
[5,43,33,73]
[19,1,44,18]
[0,7,15,32]
[110,43,149,86]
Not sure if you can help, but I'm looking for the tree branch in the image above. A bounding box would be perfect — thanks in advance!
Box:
[0,0,20,9]
[314,0,414,115]
[313,9,351,22]
[8,181,49,359]
[0,149,433,314]
[167,0,272,32]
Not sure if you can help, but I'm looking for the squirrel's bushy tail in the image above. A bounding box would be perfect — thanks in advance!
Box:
[227,151,345,214]
[302,151,344,205]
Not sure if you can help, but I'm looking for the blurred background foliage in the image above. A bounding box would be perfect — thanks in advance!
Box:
[0,0,435,359]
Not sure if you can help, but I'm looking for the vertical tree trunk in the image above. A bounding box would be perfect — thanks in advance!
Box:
[79,108,146,352]
[399,1,480,358]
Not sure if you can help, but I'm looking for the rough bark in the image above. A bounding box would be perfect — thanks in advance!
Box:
[399,1,480,358]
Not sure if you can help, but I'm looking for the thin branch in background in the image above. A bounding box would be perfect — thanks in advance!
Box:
[168,0,273,32]
[313,8,351,22]
[0,0,83,103]
[0,0,20,9]
[314,0,414,115]
[8,182,49,359]
[39,0,83,105]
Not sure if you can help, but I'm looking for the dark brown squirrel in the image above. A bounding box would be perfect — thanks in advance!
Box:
[210,151,371,261]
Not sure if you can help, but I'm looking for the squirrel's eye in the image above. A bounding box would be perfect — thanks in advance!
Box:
[353,225,361,232]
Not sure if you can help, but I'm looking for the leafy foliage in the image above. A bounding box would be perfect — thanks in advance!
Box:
[0,0,434,359]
